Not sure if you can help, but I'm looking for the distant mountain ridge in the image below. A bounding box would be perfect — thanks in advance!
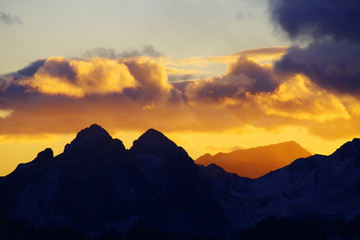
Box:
[0,124,360,239]
[196,141,311,178]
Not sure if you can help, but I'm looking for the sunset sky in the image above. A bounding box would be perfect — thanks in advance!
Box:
[1,0,360,176]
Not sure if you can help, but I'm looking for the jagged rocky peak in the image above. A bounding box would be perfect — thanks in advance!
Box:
[64,124,117,153]
[131,128,178,154]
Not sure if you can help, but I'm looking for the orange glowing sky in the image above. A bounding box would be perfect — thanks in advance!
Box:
[1,0,360,176]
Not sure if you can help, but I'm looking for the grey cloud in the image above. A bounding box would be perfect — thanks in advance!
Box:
[228,56,279,93]
[17,59,46,78]
[0,12,22,25]
[83,45,162,59]
[168,74,196,82]
[40,58,77,82]
[183,57,281,102]
[185,75,252,102]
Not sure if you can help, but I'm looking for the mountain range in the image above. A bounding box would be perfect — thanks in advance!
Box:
[0,124,360,239]
[196,141,311,178]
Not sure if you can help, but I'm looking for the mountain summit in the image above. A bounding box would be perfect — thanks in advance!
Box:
[64,124,114,153]
[131,128,178,154]
[1,125,360,239]
[196,141,311,178]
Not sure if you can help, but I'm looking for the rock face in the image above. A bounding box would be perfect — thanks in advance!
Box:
[1,125,360,239]
[196,141,311,178]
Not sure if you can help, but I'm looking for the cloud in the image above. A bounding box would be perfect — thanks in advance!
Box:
[184,57,281,103]
[83,45,162,59]
[269,0,360,43]
[0,12,22,25]
[1,54,360,143]
[0,56,183,135]
[12,57,178,100]
[257,75,350,122]
[275,42,360,95]
[18,57,138,98]
[227,56,280,92]
[166,68,204,82]
[169,47,288,67]
[268,0,360,97]
[0,109,13,119]
[232,47,288,62]
[16,59,46,77]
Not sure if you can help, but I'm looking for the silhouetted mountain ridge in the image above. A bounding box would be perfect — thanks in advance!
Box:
[1,125,360,239]
[0,125,226,239]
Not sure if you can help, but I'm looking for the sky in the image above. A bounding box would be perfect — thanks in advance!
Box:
[1,0,360,176]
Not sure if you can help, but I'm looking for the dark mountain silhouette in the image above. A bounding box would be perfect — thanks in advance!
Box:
[0,124,360,239]
[196,141,311,178]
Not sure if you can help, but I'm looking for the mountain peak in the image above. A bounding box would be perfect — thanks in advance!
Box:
[64,124,113,153]
[141,128,167,139]
[131,128,178,154]
[75,124,112,140]
[196,141,311,178]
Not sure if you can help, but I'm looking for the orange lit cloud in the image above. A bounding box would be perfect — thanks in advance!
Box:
[257,75,350,122]
[169,46,288,67]
[0,109,13,119]
[20,57,140,97]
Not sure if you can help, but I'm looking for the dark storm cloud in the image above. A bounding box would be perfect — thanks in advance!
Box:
[0,12,22,25]
[83,45,162,59]
[275,42,360,94]
[269,0,360,96]
[269,0,360,42]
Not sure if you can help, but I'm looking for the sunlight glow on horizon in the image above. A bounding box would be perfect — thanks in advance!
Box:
[1,46,359,176]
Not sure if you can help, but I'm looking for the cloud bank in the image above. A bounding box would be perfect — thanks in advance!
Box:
[1,50,359,141]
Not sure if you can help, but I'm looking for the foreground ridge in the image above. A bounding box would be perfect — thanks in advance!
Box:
[1,124,360,239]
